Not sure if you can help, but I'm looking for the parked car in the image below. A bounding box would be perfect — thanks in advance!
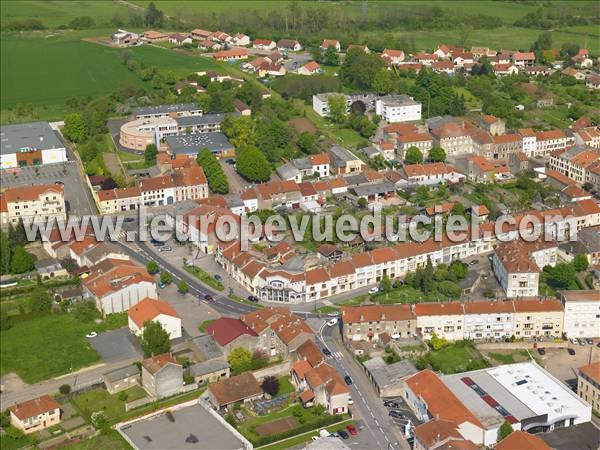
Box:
[346,425,358,435]
[469,260,478,265]
[247,295,259,303]
[344,375,353,385]
[596,342,600,348]
[571,338,579,345]
[157,246,172,252]
[158,281,166,289]
[204,294,214,302]
[368,287,379,294]
[537,347,546,355]
[327,318,338,327]
[567,348,576,355]
[322,348,332,357]
[578,338,587,345]
[586,338,593,345]
[348,396,354,405]
[214,274,222,281]
[226,159,235,165]
[86,331,97,338]
[337,430,349,440]
[384,400,400,408]
[389,410,404,419]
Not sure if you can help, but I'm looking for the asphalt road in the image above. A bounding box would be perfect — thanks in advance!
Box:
[318,324,410,450]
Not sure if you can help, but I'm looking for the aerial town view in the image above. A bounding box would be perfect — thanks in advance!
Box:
[0,1,599,449]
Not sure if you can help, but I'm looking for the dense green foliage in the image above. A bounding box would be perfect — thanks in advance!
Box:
[140,320,171,357]
[236,146,271,182]
[196,148,229,194]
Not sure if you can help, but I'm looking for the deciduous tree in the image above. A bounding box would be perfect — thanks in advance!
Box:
[140,320,171,356]
[63,113,88,143]
[405,146,423,164]
[236,146,271,182]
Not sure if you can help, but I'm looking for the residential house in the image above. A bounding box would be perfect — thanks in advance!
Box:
[430,122,473,156]
[304,363,350,415]
[401,163,465,186]
[381,49,405,64]
[492,240,558,298]
[212,49,248,61]
[143,30,168,43]
[297,61,321,75]
[562,67,586,80]
[207,372,263,409]
[347,44,369,53]
[493,63,519,76]
[549,147,600,184]
[188,359,230,385]
[310,153,331,178]
[128,297,182,339]
[431,60,455,75]
[413,52,438,65]
[9,396,60,434]
[82,259,157,314]
[168,33,192,46]
[328,145,363,174]
[434,44,452,59]
[560,290,600,338]
[586,75,600,90]
[205,317,258,355]
[415,302,465,341]
[457,156,510,183]
[512,51,535,67]
[253,39,276,50]
[321,39,340,52]
[577,362,600,413]
[103,364,141,394]
[277,39,302,52]
[495,431,551,450]
[141,353,184,399]
[191,29,212,40]
[463,300,515,340]
[232,33,250,46]
[513,298,564,339]
[0,184,66,226]
[480,115,505,136]
[341,304,416,341]
[396,133,433,159]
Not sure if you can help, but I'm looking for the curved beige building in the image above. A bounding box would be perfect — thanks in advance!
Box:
[119,117,178,151]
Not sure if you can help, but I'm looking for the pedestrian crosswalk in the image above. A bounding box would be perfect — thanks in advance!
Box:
[327,351,344,359]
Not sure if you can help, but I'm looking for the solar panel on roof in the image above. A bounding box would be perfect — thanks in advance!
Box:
[516,379,528,385]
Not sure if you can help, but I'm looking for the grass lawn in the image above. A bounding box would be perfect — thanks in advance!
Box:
[0,312,127,383]
[426,342,488,374]
[373,286,447,304]
[277,376,295,396]
[72,386,147,421]
[330,128,368,150]
[338,295,369,307]
[63,429,132,450]
[184,266,225,291]
[0,428,38,450]
[257,419,354,450]
[487,350,532,365]
[316,305,340,314]
[199,319,215,332]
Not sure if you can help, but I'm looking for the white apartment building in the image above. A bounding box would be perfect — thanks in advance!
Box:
[492,241,558,298]
[534,130,574,157]
[415,302,465,341]
[549,147,600,185]
[375,95,422,123]
[463,301,515,340]
[519,128,537,157]
[561,290,600,338]
[0,184,66,226]
[513,298,564,338]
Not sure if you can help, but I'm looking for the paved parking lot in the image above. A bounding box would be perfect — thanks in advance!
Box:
[0,161,95,216]
[88,328,143,362]
[540,342,600,382]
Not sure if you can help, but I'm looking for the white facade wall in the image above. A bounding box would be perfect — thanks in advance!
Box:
[97,281,158,314]
[128,314,182,339]
[563,300,600,338]
[375,100,421,123]
[416,314,465,340]
[464,313,514,339]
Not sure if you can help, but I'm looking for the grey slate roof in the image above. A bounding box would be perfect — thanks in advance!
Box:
[276,162,300,180]
[352,181,397,197]
[133,103,200,117]
[191,335,223,361]
[328,145,359,168]
[175,112,237,127]
[189,359,230,378]
[165,132,233,155]
[104,364,140,382]
[1,122,64,155]
[363,357,417,390]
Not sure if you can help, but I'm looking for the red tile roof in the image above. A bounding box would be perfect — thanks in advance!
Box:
[341,304,414,323]
[9,395,59,421]
[495,431,551,450]
[205,317,257,346]
[4,184,64,203]
[578,361,600,384]
[128,298,180,328]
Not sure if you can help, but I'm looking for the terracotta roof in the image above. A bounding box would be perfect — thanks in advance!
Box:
[397,132,432,143]
[513,298,563,313]
[321,39,339,48]
[471,204,489,216]
[404,163,457,177]
[341,304,414,323]
[299,389,315,403]
[578,361,600,384]
[560,290,600,303]
[302,61,320,72]
[536,129,566,141]
[519,128,536,137]
[292,360,313,380]
[384,123,417,135]
[495,239,557,273]
[328,260,355,278]
[253,39,274,46]
[405,370,482,428]
[431,122,469,139]
[4,184,63,203]
[414,302,464,316]
[382,49,404,57]
[305,362,349,396]
[306,267,330,285]
[492,133,521,144]
[495,431,551,450]
[128,298,180,328]
[213,48,247,59]
[562,184,590,199]
[513,51,535,60]
[545,170,575,186]
[208,372,263,406]
[205,317,257,346]
[296,339,325,367]
[142,353,178,374]
[414,418,463,448]
[310,153,330,165]
[83,259,154,298]
[9,395,59,421]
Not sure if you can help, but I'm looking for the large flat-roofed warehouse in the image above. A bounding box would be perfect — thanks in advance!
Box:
[165,132,235,158]
[1,122,67,169]
[118,402,250,449]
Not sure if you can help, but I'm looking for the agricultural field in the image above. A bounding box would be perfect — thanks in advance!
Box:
[0,31,222,122]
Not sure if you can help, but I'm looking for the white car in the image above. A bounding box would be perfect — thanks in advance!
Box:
[86,331,98,338]
[327,318,338,327]
[348,396,354,405]
[368,287,379,294]
[571,337,578,345]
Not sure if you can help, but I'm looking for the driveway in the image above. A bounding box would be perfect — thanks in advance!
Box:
[88,328,142,362]
[219,159,251,196]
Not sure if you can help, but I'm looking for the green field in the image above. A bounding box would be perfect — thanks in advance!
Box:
[0,312,127,383]
[1,1,134,28]
[0,31,222,121]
